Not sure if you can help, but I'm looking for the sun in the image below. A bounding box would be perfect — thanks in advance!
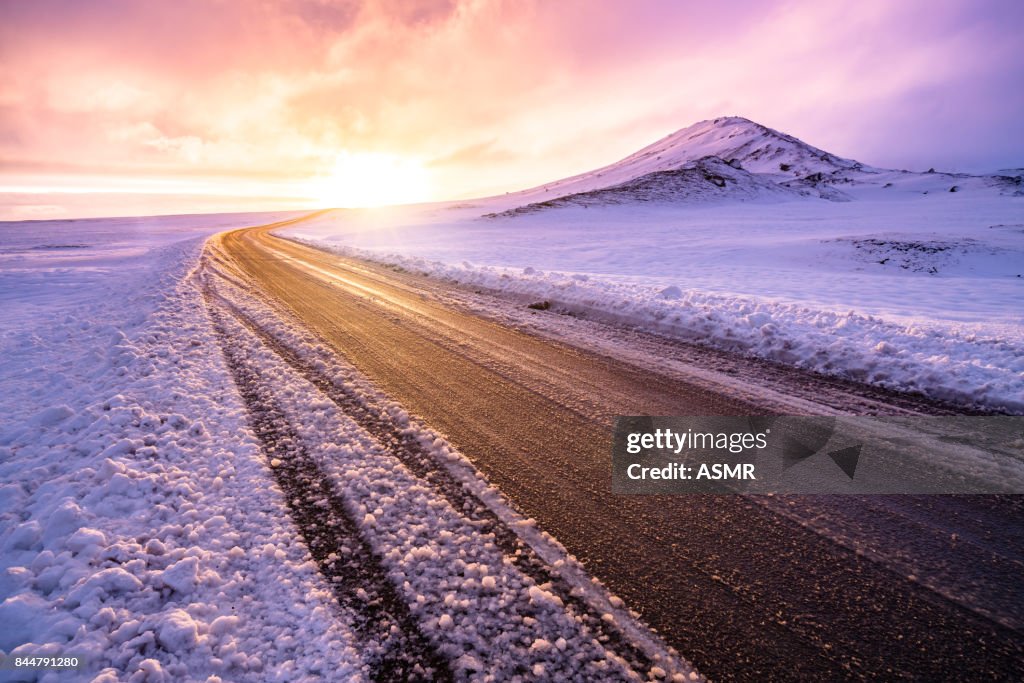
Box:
[307,151,431,208]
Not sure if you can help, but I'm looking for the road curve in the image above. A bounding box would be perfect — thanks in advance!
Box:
[210,217,1024,682]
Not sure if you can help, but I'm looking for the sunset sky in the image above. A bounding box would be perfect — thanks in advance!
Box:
[1,0,1022,219]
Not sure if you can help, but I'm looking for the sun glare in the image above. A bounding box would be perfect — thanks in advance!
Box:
[308,151,431,208]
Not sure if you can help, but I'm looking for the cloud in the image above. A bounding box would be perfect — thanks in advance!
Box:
[1,0,1022,215]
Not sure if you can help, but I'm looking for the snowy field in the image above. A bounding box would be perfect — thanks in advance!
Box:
[0,213,296,333]
[0,212,370,681]
[284,189,1024,413]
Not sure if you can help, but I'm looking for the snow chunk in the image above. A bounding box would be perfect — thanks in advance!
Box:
[659,285,683,300]
[159,556,199,594]
[29,404,74,426]
[456,653,484,672]
[67,567,142,606]
[0,593,56,650]
[66,527,107,555]
[42,498,84,544]
[157,609,199,651]
[135,658,167,682]
[4,520,41,551]
[527,584,564,609]
[208,615,240,637]
[530,638,551,652]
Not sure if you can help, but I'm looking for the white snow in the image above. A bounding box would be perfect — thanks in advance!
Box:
[1,210,365,681]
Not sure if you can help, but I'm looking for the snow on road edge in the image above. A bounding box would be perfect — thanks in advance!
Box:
[286,237,1024,414]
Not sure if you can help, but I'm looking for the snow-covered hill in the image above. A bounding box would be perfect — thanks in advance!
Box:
[491,116,1022,214]
[491,156,812,217]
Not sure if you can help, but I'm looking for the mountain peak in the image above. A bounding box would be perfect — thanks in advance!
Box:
[642,116,861,177]
[508,116,863,203]
[708,115,759,127]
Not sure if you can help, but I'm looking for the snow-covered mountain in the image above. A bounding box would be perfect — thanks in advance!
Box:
[494,156,813,216]
[488,116,1022,215]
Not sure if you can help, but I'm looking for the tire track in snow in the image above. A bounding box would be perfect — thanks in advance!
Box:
[205,298,453,683]
[200,261,691,679]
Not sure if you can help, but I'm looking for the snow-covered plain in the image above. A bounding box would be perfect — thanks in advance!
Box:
[286,197,1024,413]
[0,212,371,681]
[283,118,1024,412]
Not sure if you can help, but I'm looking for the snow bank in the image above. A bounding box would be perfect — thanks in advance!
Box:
[0,214,362,681]
[286,232,1024,413]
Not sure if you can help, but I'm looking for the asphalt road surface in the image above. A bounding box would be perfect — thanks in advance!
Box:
[209,217,1024,681]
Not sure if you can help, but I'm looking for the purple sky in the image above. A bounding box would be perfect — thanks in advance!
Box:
[1,0,1022,217]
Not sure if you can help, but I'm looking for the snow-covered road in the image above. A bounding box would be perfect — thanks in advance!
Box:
[207,220,1024,681]
[1,213,697,681]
